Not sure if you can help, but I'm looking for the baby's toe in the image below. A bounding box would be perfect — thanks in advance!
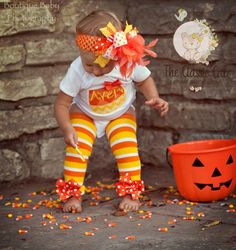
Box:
[130,204,135,211]
[67,206,72,213]
[76,206,82,212]
[63,205,68,213]
[134,204,139,211]
[119,202,125,210]
[64,203,72,213]
[124,203,130,211]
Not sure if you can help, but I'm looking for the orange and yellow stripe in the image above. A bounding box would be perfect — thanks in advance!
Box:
[106,113,141,181]
[64,112,96,185]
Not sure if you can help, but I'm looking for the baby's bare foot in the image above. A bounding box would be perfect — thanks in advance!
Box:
[119,195,140,211]
[63,197,82,213]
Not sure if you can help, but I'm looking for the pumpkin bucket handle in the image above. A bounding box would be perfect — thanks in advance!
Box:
[166,148,173,169]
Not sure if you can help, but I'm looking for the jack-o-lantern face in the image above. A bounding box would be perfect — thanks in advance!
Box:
[193,155,233,191]
[169,139,236,202]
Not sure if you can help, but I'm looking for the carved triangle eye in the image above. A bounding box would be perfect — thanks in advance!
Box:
[192,158,204,167]
[226,155,233,165]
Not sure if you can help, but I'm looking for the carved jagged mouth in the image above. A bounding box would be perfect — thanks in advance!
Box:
[194,179,232,191]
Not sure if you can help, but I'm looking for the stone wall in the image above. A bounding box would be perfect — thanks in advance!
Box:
[0,0,235,183]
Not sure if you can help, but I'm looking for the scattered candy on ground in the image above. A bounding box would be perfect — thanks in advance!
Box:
[1,182,235,243]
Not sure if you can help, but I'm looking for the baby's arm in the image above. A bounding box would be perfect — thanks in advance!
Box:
[136,76,169,117]
[54,91,78,147]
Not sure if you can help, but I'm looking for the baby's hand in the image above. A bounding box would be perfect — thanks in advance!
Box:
[64,126,78,148]
[145,97,169,117]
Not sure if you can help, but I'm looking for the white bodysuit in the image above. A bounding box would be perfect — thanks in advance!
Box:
[60,56,151,137]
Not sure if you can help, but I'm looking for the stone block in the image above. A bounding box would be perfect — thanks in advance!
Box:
[128,1,235,34]
[203,5,236,33]
[178,132,234,143]
[23,142,41,177]
[40,137,65,161]
[137,129,173,167]
[60,0,127,33]
[0,45,25,72]
[0,105,58,141]
[223,36,236,61]
[128,1,178,34]
[0,149,29,181]
[27,138,66,179]
[0,6,55,37]
[137,99,232,131]
[0,77,47,101]
[25,38,78,65]
[49,74,64,95]
[222,14,236,33]
[41,160,64,179]
[24,142,40,162]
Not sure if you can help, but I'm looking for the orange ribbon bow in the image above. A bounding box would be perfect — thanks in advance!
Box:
[104,79,121,90]
[56,178,83,201]
[116,173,145,200]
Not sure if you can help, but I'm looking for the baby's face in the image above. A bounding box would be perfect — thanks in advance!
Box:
[80,50,115,77]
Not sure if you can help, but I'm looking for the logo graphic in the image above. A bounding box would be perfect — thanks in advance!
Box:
[173,19,218,65]
[174,8,188,22]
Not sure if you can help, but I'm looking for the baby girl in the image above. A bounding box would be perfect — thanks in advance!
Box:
[54,10,169,213]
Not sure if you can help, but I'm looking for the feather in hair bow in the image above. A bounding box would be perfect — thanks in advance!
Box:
[55,178,85,201]
[116,173,145,200]
[95,22,158,77]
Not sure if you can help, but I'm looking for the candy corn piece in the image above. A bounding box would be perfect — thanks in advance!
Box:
[75,145,85,162]
[59,224,72,229]
[108,223,117,227]
[109,235,117,239]
[125,235,136,240]
[18,229,28,234]
[158,227,168,232]
[84,232,94,236]
[16,215,23,221]
[25,214,33,219]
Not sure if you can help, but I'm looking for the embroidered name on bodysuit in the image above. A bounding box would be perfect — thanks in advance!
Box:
[89,86,125,106]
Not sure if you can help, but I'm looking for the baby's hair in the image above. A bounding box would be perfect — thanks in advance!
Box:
[76,10,123,36]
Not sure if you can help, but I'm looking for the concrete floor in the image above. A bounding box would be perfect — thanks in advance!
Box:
[0,167,235,250]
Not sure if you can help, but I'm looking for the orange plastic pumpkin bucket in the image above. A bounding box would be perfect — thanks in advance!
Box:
[167,138,236,202]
